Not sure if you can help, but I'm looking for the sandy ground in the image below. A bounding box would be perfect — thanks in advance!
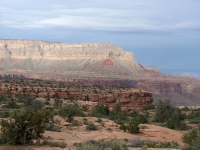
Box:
[0,117,184,150]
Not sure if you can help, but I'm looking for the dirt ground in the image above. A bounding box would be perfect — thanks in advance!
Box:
[0,116,184,150]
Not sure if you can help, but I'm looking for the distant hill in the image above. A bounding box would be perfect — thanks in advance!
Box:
[0,39,200,106]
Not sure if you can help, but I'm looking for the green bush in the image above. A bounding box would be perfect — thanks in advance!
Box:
[2,100,20,109]
[74,139,125,150]
[0,110,11,118]
[54,99,63,108]
[189,118,200,124]
[182,128,200,148]
[120,117,140,134]
[86,122,98,130]
[71,120,81,126]
[0,94,6,102]
[90,104,110,117]
[58,103,85,122]
[83,118,89,125]
[154,99,173,122]
[143,104,155,110]
[0,110,45,145]
[167,108,182,129]
[187,110,200,119]
[41,140,67,148]
[25,100,44,112]
[181,106,190,111]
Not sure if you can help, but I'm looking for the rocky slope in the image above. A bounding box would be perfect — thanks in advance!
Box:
[0,79,153,111]
[0,39,200,106]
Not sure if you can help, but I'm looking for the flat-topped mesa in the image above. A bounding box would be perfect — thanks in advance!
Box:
[0,39,134,61]
[0,39,143,77]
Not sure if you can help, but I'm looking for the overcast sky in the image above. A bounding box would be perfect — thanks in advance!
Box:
[0,0,200,78]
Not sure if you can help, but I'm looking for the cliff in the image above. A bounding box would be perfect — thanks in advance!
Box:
[0,39,143,76]
[0,39,200,106]
[0,79,153,111]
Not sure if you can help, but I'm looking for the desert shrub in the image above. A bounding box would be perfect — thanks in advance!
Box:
[53,98,63,108]
[24,97,34,106]
[86,122,98,130]
[167,108,184,129]
[143,104,155,110]
[181,106,190,111]
[71,120,81,126]
[38,108,61,132]
[182,128,200,148]
[95,117,103,123]
[83,118,88,125]
[189,117,200,124]
[90,104,110,117]
[25,99,44,112]
[0,94,6,102]
[44,100,50,105]
[0,110,11,118]
[143,141,156,148]
[138,114,148,123]
[41,140,67,148]
[126,118,140,134]
[186,110,200,119]
[75,139,126,150]
[0,110,45,145]
[100,122,105,127]
[127,139,179,148]
[110,105,142,125]
[81,105,88,111]
[126,112,148,123]
[2,100,19,109]
[154,99,173,122]
[120,117,140,134]
[58,103,85,122]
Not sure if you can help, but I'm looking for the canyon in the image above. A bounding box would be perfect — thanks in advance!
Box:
[0,39,200,106]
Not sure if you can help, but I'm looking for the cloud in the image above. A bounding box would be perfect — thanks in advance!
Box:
[0,1,200,35]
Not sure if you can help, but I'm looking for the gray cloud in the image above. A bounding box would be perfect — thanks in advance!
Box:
[0,0,199,73]
[0,1,200,35]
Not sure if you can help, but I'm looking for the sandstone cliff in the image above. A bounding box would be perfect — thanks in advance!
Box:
[0,39,143,76]
[0,79,153,111]
[0,39,200,106]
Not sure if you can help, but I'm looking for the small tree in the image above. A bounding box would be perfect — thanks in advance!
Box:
[3,100,19,109]
[154,99,173,122]
[167,108,181,129]
[120,117,140,134]
[127,119,140,134]
[90,104,110,117]
[54,98,63,108]
[59,103,84,122]
[0,110,45,144]
[182,128,200,147]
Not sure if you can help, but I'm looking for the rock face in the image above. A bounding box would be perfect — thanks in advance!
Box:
[0,39,200,106]
[0,83,153,111]
[0,39,143,77]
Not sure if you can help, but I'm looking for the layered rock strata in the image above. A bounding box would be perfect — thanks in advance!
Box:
[0,39,200,106]
[0,83,153,111]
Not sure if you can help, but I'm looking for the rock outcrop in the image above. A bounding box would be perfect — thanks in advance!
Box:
[0,82,153,111]
[0,39,200,106]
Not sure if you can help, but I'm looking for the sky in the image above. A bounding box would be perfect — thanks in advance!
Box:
[0,0,200,79]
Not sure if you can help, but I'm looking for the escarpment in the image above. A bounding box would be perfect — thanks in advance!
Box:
[0,39,200,106]
[0,81,153,111]
[0,39,143,76]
